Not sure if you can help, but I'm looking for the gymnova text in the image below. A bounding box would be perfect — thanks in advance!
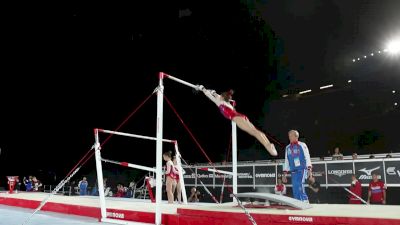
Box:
[288,216,313,222]
[107,212,125,219]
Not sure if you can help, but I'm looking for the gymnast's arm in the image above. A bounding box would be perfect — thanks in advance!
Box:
[198,85,221,106]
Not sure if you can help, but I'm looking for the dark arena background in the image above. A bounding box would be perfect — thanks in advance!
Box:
[1,1,399,225]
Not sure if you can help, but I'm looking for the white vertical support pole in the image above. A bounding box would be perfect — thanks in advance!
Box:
[383,159,387,184]
[174,142,188,204]
[325,162,328,189]
[155,72,164,225]
[94,128,107,221]
[231,121,238,203]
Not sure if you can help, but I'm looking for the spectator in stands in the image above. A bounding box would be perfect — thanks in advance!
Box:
[126,180,136,198]
[331,147,344,160]
[326,150,332,157]
[349,174,362,204]
[307,176,321,203]
[78,177,88,196]
[32,176,42,192]
[386,154,392,158]
[114,183,126,197]
[23,176,33,192]
[369,155,375,159]
[367,173,386,204]
[274,178,286,196]
[15,177,21,193]
[352,153,358,160]
[91,180,99,196]
[188,187,201,202]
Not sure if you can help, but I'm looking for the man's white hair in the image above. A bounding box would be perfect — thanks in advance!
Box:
[289,130,299,138]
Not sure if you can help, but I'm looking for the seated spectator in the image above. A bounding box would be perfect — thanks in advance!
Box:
[78,177,89,196]
[32,176,43,192]
[188,187,201,202]
[274,178,286,196]
[114,184,126,197]
[386,154,392,158]
[23,176,33,192]
[126,180,136,198]
[352,153,358,160]
[307,176,321,203]
[369,155,375,159]
[332,147,344,160]
[15,177,21,193]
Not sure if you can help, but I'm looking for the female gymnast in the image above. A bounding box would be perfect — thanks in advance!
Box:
[173,156,183,204]
[163,151,178,203]
[198,85,278,156]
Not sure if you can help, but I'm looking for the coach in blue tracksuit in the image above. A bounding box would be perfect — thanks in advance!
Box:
[282,130,312,202]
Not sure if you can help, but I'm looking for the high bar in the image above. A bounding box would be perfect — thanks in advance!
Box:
[102,158,156,173]
[163,73,199,90]
[98,129,175,143]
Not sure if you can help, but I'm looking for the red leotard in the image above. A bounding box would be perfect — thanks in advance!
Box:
[166,161,177,179]
[218,104,247,120]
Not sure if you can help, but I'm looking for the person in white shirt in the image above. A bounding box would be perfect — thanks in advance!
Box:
[274,178,287,196]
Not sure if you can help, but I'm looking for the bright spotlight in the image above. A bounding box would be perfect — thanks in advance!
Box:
[299,89,312,95]
[386,40,400,54]
[320,84,333,89]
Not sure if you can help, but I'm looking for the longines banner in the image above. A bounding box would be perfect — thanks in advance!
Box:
[182,159,400,187]
[326,162,354,184]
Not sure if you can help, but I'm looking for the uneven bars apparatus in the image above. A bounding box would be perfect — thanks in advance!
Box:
[199,167,234,176]
[161,72,238,202]
[94,128,187,225]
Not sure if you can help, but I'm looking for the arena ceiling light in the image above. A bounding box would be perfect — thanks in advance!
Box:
[320,84,333,90]
[351,38,400,62]
[299,89,312,95]
[386,40,400,54]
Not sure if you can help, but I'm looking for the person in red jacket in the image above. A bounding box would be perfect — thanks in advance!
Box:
[367,173,386,204]
[349,174,362,204]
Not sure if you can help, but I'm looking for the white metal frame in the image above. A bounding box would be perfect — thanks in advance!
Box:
[95,72,239,225]
[94,128,187,225]
[162,72,239,202]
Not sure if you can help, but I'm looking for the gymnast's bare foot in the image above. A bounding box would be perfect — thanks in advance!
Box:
[266,143,278,156]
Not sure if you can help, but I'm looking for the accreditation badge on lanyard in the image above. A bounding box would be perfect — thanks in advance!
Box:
[291,144,301,167]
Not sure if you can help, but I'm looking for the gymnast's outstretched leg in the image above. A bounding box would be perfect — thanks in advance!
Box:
[232,116,278,156]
